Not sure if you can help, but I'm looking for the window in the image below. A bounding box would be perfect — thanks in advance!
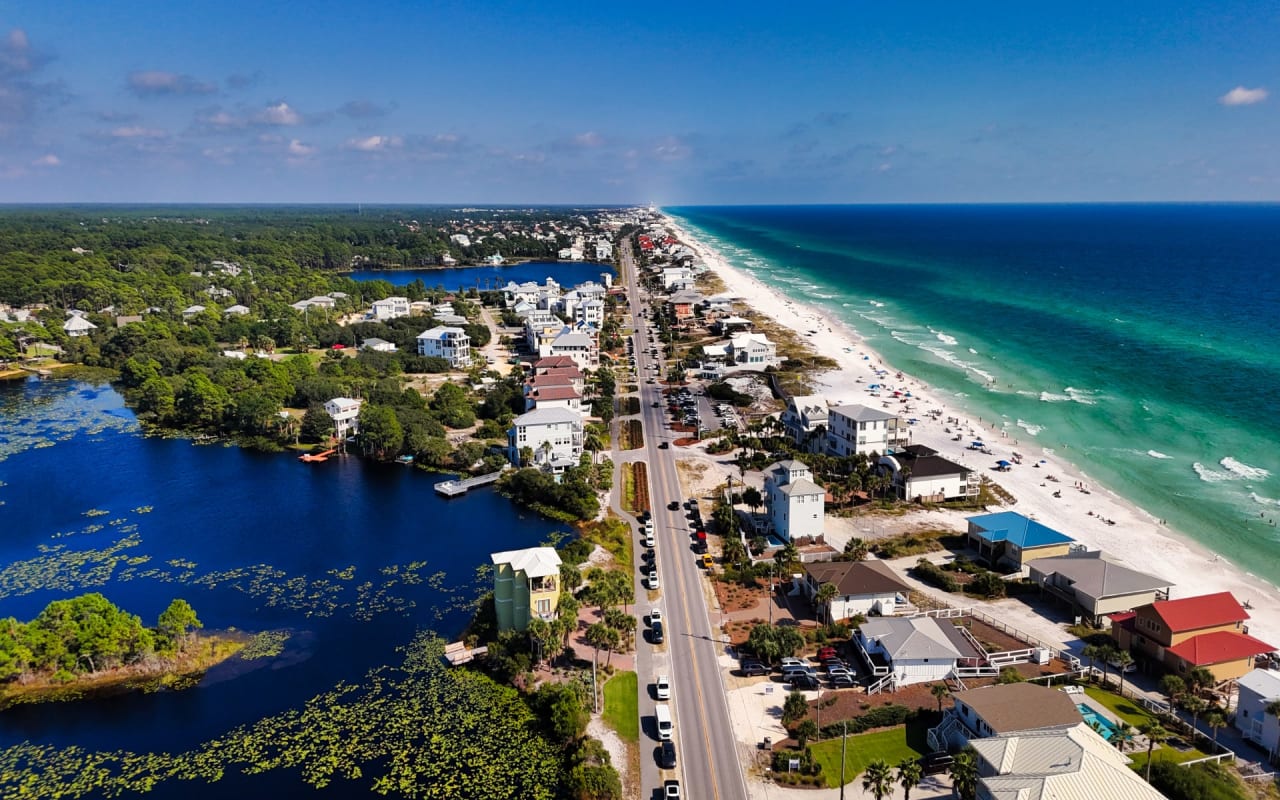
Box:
[535,598,551,615]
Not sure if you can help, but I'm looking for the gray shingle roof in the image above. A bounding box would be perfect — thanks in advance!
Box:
[1026,553,1171,600]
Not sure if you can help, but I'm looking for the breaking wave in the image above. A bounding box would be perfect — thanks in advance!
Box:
[1193,462,1234,483]
[1221,457,1270,480]
[1015,419,1043,436]
[1147,450,1172,459]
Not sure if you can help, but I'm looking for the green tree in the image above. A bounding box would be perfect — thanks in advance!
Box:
[358,404,404,460]
[1113,721,1136,753]
[741,486,762,511]
[949,749,979,800]
[814,582,839,624]
[782,690,809,727]
[175,371,230,429]
[861,759,894,800]
[1113,650,1135,696]
[1160,674,1186,709]
[897,758,924,800]
[1138,720,1170,782]
[156,598,202,653]
[931,682,950,712]
[843,537,869,561]
[1204,711,1225,746]
[300,403,333,443]
[534,681,588,745]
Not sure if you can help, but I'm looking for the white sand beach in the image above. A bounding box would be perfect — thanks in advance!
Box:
[661,212,1280,647]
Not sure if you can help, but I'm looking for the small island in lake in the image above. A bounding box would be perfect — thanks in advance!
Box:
[0,592,244,710]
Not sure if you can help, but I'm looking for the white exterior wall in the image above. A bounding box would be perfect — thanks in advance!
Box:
[417,328,473,368]
[510,419,583,466]
[769,490,824,541]
[830,593,898,621]
[827,411,890,457]
[372,297,410,320]
[892,658,957,686]
[525,396,583,415]
[1234,677,1280,751]
[906,474,966,501]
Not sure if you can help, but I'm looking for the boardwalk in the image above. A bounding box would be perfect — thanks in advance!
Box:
[434,468,508,497]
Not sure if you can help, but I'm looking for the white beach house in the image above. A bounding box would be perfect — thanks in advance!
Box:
[826,404,908,457]
[416,326,473,368]
[371,296,410,320]
[763,459,825,542]
[727,333,779,368]
[781,394,830,452]
[507,407,584,474]
[62,315,97,337]
[855,616,966,688]
[324,397,363,439]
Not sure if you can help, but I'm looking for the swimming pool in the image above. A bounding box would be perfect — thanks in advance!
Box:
[766,534,788,548]
[1077,703,1118,741]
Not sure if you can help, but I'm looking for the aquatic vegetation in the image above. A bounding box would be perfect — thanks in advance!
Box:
[0,533,143,599]
[239,631,291,661]
[82,509,109,518]
[0,635,562,799]
[0,378,139,463]
[131,506,153,514]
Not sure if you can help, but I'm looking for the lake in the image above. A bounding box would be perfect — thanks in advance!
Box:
[0,375,561,796]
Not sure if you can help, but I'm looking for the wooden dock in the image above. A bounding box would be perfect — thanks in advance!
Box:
[434,468,507,497]
[443,641,488,666]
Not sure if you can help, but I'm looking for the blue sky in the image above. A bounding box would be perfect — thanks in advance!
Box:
[1,1,1276,203]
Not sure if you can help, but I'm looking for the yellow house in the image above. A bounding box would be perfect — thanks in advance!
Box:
[491,547,562,632]
[967,512,1077,571]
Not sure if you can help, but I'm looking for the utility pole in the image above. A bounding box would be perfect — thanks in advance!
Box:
[839,720,848,800]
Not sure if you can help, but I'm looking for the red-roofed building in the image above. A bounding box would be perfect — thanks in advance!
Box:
[532,355,578,373]
[1112,591,1268,682]
[524,385,584,415]
[1166,631,1274,681]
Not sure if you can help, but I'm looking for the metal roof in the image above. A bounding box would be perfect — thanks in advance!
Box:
[969,512,1075,549]
[1026,552,1171,600]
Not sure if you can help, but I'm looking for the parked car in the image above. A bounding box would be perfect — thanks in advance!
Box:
[830,673,856,688]
[664,780,681,799]
[651,620,665,643]
[779,658,809,670]
[668,500,680,510]
[648,574,661,590]
[649,607,662,625]
[643,535,655,548]
[817,646,838,661]
[739,660,770,677]
[655,674,671,700]
[659,740,677,769]
[791,673,821,689]
[920,751,954,775]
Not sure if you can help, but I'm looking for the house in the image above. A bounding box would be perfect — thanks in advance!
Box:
[360,337,397,353]
[715,315,754,334]
[532,355,578,373]
[1027,551,1172,625]
[967,512,1078,571]
[763,459,825,542]
[547,331,598,370]
[507,407,584,474]
[854,616,966,687]
[224,304,251,316]
[781,395,830,453]
[949,683,1083,742]
[969,725,1169,800]
[524,369,586,400]
[182,304,207,319]
[1233,668,1280,757]
[416,326,472,368]
[1110,591,1271,682]
[450,233,472,248]
[878,444,977,503]
[323,397,362,439]
[727,333,778,368]
[306,295,337,309]
[575,299,604,327]
[826,404,908,457]
[371,296,410,320]
[485,254,505,266]
[595,241,613,261]
[524,385,584,416]
[62,316,97,337]
[661,265,693,289]
[801,560,912,621]
[491,547,562,632]
[667,290,703,321]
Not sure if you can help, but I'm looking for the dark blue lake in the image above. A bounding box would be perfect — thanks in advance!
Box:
[347,260,614,292]
[0,375,560,795]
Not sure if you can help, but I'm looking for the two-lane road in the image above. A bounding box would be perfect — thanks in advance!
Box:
[621,240,747,800]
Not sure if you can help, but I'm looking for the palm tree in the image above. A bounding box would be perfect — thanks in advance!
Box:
[1114,650,1135,696]
[843,537,869,562]
[1182,695,1207,737]
[861,759,894,800]
[1159,674,1186,711]
[949,749,979,800]
[1081,644,1101,678]
[896,758,923,800]
[931,682,950,713]
[815,582,839,625]
[1204,711,1226,747]
[1112,721,1136,753]
[1187,666,1215,697]
[1138,720,1170,781]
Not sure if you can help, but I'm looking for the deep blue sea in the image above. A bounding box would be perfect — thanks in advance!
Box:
[0,376,559,796]
[347,260,612,291]
[667,204,1280,583]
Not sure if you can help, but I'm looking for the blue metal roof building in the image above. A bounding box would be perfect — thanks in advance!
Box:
[967,512,1077,570]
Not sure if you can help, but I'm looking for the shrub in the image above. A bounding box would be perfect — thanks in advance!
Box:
[1149,761,1247,800]
[912,559,959,592]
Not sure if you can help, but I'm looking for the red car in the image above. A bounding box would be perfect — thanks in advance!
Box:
[817,646,838,661]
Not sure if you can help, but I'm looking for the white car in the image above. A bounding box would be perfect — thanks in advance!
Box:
[650,608,663,625]
[655,674,671,700]
[643,535,655,548]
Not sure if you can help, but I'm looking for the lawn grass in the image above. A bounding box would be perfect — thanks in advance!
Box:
[1083,685,1156,727]
[602,671,639,742]
[809,723,929,787]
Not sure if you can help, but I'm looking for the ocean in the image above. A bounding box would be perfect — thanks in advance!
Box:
[666,204,1280,583]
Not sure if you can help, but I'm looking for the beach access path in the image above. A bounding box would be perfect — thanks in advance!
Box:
[662,213,1280,649]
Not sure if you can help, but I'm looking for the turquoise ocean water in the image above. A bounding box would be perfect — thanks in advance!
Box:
[666,205,1280,584]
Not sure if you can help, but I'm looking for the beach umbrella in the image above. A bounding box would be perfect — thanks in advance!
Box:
[971,441,985,448]
[997,460,1011,467]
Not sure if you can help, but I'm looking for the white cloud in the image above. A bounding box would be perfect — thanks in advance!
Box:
[1219,86,1268,106]
[287,138,316,157]
[0,28,34,75]
[346,134,402,152]
[256,102,302,125]
[31,153,59,166]
[128,70,218,97]
[111,126,166,138]
[573,131,604,148]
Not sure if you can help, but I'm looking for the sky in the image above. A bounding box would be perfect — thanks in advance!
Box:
[1,1,1277,204]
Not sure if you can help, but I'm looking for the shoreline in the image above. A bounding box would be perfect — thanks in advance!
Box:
[659,210,1280,646]
[337,257,616,276]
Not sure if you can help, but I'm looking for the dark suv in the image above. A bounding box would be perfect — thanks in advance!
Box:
[739,660,769,677]
[660,740,677,768]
